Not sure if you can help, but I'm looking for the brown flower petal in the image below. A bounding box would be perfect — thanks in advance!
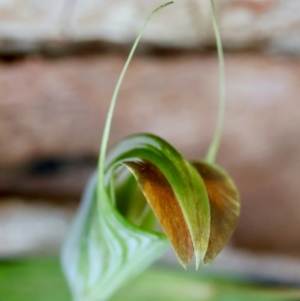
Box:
[192,161,240,264]
[124,160,194,268]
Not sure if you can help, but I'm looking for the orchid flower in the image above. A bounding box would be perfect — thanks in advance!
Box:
[61,1,240,301]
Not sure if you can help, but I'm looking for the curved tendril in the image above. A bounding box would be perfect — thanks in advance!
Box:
[97,2,174,203]
[205,0,226,164]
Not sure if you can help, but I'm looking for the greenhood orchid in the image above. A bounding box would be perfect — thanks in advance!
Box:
[61,1,240,301]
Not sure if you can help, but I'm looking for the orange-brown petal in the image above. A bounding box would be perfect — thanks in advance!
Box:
[124,160,194,267]
[192,161,240,264]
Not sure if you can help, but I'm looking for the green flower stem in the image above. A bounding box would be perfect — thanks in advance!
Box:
[205,0,226,164]
[97,2,174,206]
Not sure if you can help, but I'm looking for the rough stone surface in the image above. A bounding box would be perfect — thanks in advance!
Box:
[0,0,300,53]
[1,53,300,258]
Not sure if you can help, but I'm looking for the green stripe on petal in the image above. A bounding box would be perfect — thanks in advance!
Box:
[61,173,169,301]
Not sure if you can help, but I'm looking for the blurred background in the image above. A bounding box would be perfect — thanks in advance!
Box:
[1,0,300,300]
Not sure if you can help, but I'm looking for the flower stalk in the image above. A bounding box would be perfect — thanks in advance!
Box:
[205,0,226,163]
